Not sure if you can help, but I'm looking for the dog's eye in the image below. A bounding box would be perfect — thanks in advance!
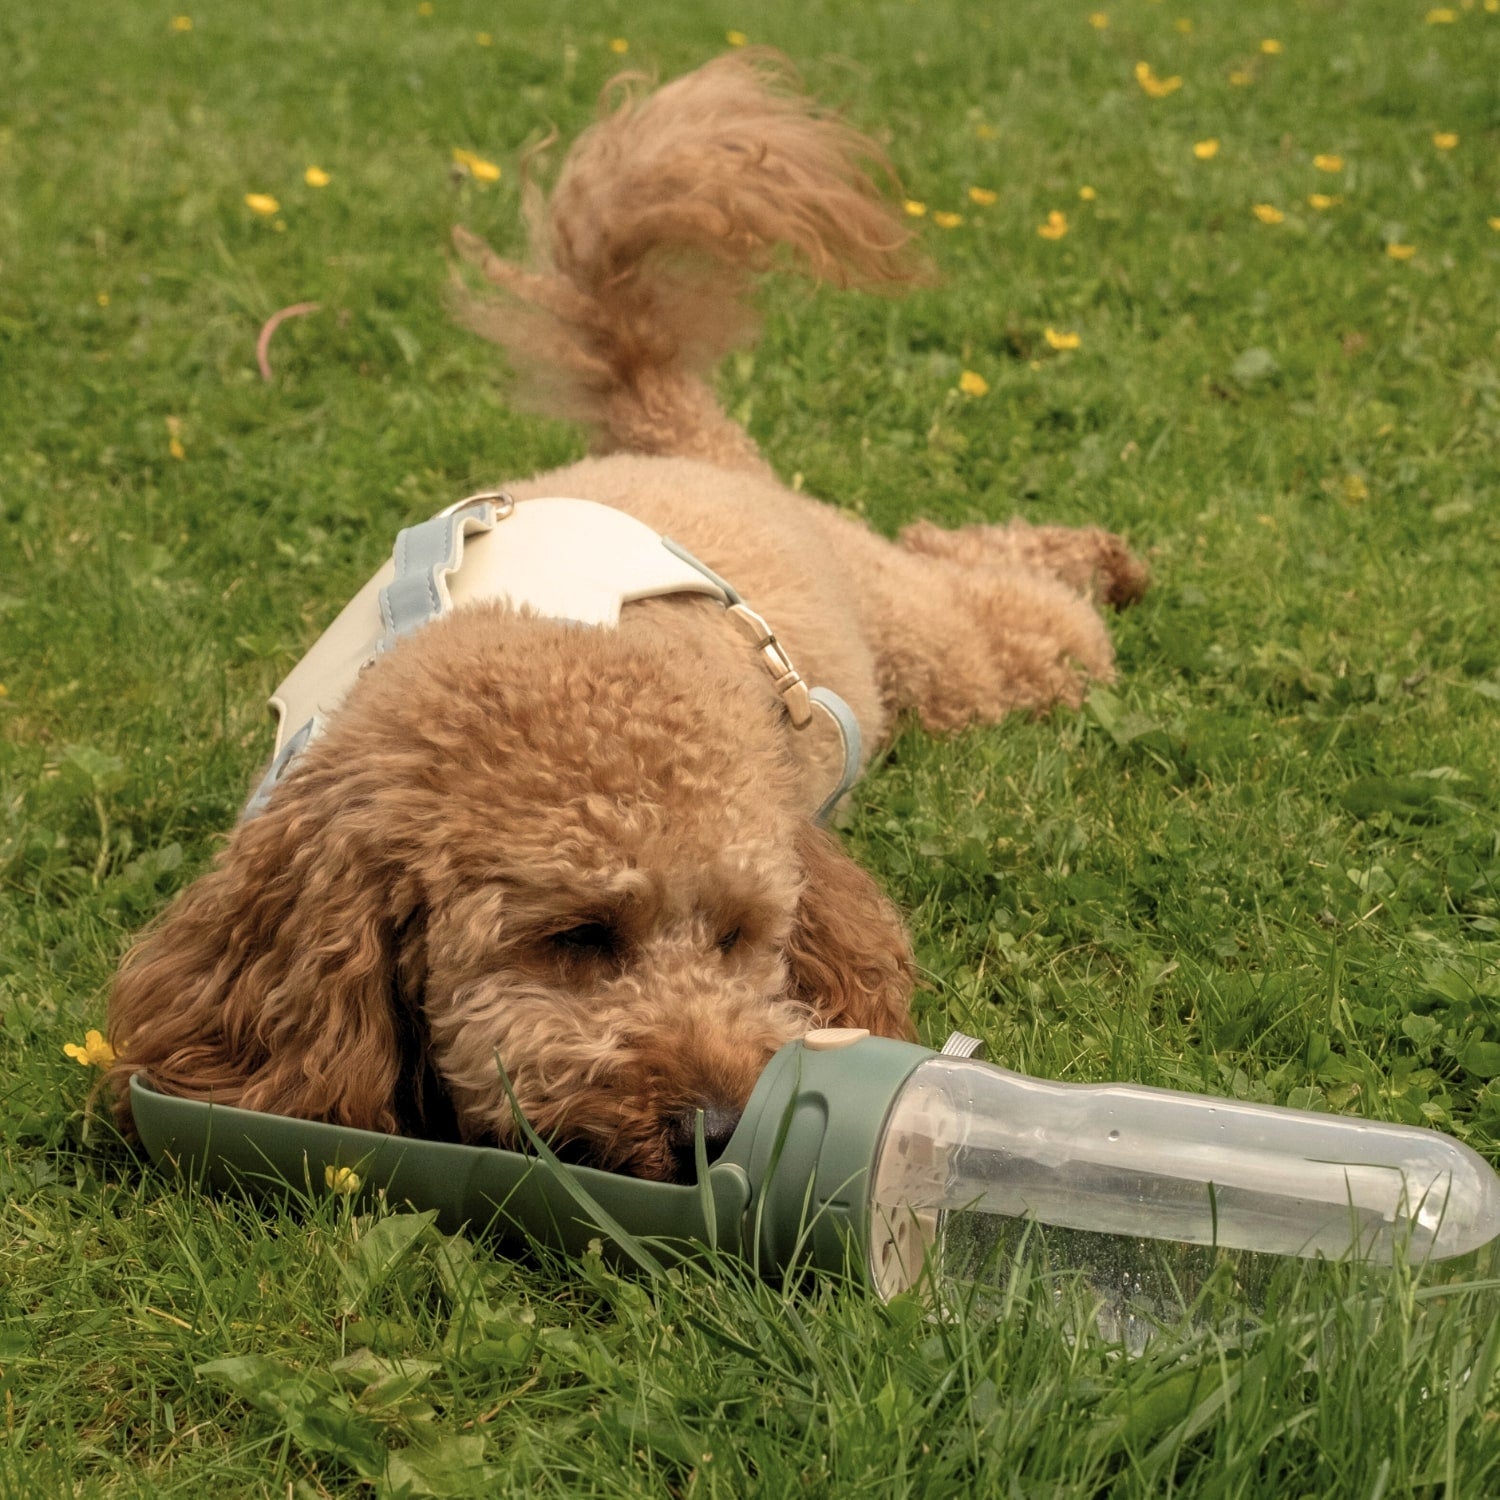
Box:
[550,921,619,958]
[717,926,743,955]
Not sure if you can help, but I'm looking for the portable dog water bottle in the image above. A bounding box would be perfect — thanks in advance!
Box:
[130,1029,1500,1299]
[711,1029,1500,1297]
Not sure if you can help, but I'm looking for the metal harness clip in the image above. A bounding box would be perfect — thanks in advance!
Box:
[436,487,517,521]
[725,603,814,727]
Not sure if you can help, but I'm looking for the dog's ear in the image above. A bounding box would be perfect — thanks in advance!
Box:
[106,778,419,1138]
[783,822,916,1039]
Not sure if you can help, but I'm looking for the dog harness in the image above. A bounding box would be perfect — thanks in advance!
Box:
[244,490,863,823]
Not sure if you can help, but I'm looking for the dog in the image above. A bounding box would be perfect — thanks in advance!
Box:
[106,53,1146,1183]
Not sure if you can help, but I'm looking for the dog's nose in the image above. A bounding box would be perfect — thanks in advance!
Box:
[666,1102,743,1180]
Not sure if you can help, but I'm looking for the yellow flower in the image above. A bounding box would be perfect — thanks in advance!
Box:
[609,37,629,54]
[171,15,193,31]
[96,291,110,306]
[1134,61,1183,98]
[1488,216,1500,231]
[933,210,963,229]
[1432,132,1458,150]
[1386,243,1416,260]
[1193,139,1220,160]
[1088,12,1109,28]
[1425,6,1457,19]
[1342,474,1370,503]
[903,199,927,217]
[64,1030,116,1069]
[1260,38,1282,54]
[1044,327,1081,350]
[958,370,990,397]
[1174,17,1194,33]
[1078,185,1098,201]
[1487,0,1499,13]
[1228,68,1253,86]
[244,193,280,216]
[968,186,998,206]
[325,1165,362,1195]
[1252,203,1284,224]
[1314,153,1344,173]
[726,29,747,46]
[975,123,997,141]
[475,31,492,46]
[304,165,330,187]
[166,414,186,459]
[416,1,433,14]
[1037,209,1069,239]
[1307,193,1340,210]
[452,148,501,182]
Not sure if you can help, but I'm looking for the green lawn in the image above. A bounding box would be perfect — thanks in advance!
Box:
[3,0,1499,1493]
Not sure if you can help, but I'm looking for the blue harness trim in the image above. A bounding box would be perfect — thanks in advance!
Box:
[379,500,502,648]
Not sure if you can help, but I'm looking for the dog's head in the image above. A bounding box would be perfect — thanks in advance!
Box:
[108,605,913,1181]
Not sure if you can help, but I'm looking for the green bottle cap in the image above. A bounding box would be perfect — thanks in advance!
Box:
[716,1029,933,1280]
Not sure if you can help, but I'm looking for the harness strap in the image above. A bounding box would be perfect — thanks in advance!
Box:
[809,687,863,825]
[245,495,513,819]
[243,717,316,821]
[664,536,863,820]
[378,496,507,648]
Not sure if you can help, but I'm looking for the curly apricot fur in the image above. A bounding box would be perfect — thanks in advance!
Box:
[108,54,1144,1180]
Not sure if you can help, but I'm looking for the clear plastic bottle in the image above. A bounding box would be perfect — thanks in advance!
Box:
[868,1055,1500,1304]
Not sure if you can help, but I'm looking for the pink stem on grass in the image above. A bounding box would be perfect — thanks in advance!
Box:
[256,302,322,382]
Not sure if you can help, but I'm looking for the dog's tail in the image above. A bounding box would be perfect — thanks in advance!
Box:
[453,51,925,472]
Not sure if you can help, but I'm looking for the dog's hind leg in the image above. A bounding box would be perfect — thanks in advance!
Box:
[806,508,1128,735]
[898,517,1149,609]
[872,557,1121,733]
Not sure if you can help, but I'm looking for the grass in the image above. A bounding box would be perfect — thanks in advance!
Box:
[3,0,1500,1492]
